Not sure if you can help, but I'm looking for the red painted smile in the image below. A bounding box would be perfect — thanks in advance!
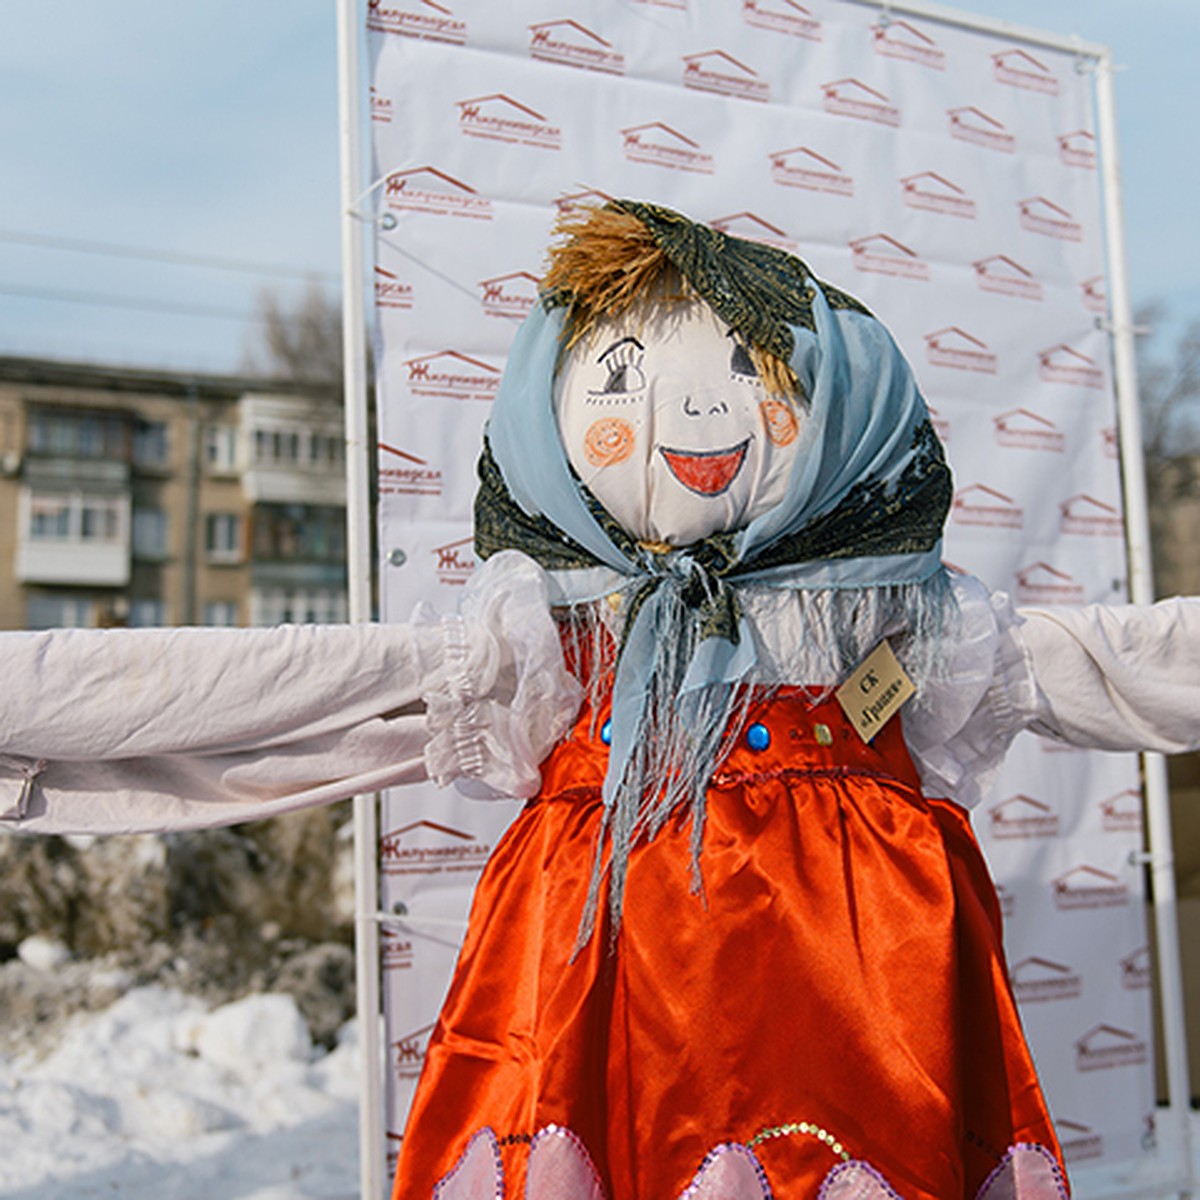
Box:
[659,439,749,496]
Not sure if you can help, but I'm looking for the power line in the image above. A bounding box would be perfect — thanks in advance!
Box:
[0,229,340,284]
[0,282,269,324]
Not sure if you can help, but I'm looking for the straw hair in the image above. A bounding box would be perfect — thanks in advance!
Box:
[543,205,800,400]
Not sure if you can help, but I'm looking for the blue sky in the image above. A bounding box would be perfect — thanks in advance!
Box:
[0,0,1196,374]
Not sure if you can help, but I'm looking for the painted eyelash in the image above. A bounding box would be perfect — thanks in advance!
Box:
[591,337,646,396]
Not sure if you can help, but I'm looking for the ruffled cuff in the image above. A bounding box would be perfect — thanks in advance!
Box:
[421,551,582,799]
[904,578,1040,808]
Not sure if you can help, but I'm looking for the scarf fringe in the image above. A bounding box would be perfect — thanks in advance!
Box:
[564,570,960,952]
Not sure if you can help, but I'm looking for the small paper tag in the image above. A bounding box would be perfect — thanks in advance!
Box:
[835,640,916,743]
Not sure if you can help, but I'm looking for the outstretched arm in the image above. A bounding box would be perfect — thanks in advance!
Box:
[904,579,1200,807]
[0,552,580,835]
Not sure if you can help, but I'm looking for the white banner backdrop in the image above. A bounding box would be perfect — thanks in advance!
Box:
[366,0,1151,1184]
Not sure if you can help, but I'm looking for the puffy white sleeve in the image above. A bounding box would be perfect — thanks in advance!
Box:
[0,551,580,835]
[904,576,1200,807]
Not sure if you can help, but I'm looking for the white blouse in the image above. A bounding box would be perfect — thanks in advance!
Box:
[0,552,1196,834]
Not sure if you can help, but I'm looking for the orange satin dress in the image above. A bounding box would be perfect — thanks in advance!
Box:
[390,689,1067,1200]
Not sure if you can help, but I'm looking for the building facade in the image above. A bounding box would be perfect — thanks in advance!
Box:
[0,357,346,630]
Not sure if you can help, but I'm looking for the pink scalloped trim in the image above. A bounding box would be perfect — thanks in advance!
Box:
[433,1127,503,1200]
[526,1124,606,1200]
[974,1142,1069,1200]
[676,1143,773,1200]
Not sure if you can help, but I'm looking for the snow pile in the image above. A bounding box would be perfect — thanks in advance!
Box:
[0,986,359,1200]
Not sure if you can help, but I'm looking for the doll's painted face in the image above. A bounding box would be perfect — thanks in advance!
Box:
[554,299,802,546]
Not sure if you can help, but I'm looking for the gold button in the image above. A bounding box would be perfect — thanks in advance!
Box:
[814,724,833,745]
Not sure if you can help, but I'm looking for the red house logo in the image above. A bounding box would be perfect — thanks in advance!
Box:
[988,794,1059,839]
[377,443,443,498]
[1061,494,1123,537]
[1020,197,1083,242]
[374,266,414,311]
[529,19,625,75]
[743,0,822,40]
[901,172,975,219]
[973,255,1042,301]
[380,819,493,878]
[948,106,1014,152]
[1052,864,1129,910]
[769,146,853,196]
[1039,344,1104,388]
[635,0,686,9]
[822,79,899,126]
[1075,1024,1148,1071]
[384,166,493,221]
[1081,275,1107,314]
[682,50,770,102]
[849,233,929,280]
[1014,562,1085,605]
[405,350,501,402]
[381,927,415,971]
[479,271,540,320]
[456,94,562,150]
[952,484,1023,529]
[433,536,476,586]
[621,123,714,174]
[1059,129,1097,169]
[709,212,795,252]
[391,1022,437,1079]
[370,86,394,124]
[1121,946,1152,991]
[1057,1120,1104,1163]
[872,18,945,69]
[993,47,1059,94]
[925,327,996,373]
[994,409,1065,452]
[1011,956,1082,1002]
[367,0,466,44]
[555,187,615,218]
[1100,788,1142,834]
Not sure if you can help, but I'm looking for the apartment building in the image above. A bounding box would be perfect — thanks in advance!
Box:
[0,357,346,630]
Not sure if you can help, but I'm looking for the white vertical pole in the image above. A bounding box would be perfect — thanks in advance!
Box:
[335,1,385,1199]
[1096,50,1195,1194]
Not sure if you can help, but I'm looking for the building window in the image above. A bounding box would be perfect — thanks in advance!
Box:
[251,425,343,472]
[203,600,239,627]
[26,595,94,629]
[129,599,167,627]
[28,410,128,460]
[132,421,169,469]
[251,587,346,626]
[132,507,168,560]
[27,492,124,543]
[204,513,243,563]
[251,504,346,563]
[205,425,238,474]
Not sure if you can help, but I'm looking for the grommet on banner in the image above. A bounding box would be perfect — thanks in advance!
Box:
[387,547,408,567]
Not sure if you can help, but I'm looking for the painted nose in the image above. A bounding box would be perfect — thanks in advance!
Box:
[683,394,729,417]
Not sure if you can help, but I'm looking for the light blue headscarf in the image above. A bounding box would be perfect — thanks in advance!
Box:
[479,211,954,936]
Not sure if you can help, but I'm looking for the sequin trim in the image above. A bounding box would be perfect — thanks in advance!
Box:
[428,1126,1067,1200]
[747,1119,852,1161]
[432,1126,503,1200]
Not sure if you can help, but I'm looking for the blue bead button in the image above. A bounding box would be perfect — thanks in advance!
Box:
[746,722,770,751]
[600,719,613,746]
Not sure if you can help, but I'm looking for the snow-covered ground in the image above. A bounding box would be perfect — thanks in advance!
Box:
[0,986,359,1200]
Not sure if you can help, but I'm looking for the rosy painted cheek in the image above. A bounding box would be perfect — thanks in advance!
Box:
[760,398,799,447]
[584,418,636,467]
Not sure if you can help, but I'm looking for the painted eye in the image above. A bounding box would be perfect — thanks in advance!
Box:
[602,363,642,394]
[591,337,646,398]
[727,330,759,380]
